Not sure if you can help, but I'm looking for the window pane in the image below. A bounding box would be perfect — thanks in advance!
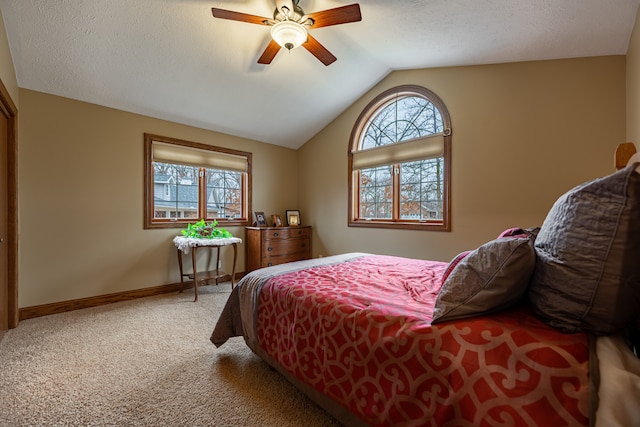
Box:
[399,158,444,220]
[396,96,444,138]
[359,166,392,219]
[153,162,199,219]
[363,104,397,148]
[205,168,243,220]
[361,96,444,150]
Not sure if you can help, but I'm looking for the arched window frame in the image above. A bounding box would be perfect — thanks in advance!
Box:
[348,85,452,231]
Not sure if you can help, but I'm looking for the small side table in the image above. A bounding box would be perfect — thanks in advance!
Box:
[173,236,242,302]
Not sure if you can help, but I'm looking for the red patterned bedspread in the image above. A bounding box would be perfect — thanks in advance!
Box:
[256,255,590,426]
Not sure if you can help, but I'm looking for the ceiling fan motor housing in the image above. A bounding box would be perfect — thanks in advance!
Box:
[273,0,306,23]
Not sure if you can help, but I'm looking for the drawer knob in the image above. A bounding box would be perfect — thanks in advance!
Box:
[267,247,273,251]
[267,262,273,266]
[273,232,279,237]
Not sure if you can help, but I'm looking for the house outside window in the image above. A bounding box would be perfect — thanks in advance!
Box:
[348,85,452,231]
[144,134,252,229]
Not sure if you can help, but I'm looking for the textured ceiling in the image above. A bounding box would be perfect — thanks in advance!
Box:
[1,0,639,149]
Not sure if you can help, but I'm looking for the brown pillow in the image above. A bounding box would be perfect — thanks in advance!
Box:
[528,164,640,335]
[432,236,536,323]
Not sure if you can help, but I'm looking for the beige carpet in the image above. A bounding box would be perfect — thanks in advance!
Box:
[0,283,342,426]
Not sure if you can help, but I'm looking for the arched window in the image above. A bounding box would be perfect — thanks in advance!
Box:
[348,85,452,231]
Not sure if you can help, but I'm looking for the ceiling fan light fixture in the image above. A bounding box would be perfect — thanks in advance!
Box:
[270,21,307,51]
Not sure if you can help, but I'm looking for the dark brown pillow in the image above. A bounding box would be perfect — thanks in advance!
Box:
[432,236,536,323]
[528,164,640,335]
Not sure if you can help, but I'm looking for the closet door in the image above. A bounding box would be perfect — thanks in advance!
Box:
[0,79,17,338]
[0,106,8,336]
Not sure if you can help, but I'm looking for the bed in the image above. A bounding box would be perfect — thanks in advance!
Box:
[211,144,640,427]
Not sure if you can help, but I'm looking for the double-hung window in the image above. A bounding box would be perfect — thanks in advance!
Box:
[348,85,452,231]
[144,134,252,229]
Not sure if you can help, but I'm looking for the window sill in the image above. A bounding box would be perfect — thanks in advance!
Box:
[348,220,450,232]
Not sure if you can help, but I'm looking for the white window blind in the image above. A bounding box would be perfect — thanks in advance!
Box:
[152,141,247,172]
[352,133,444,170]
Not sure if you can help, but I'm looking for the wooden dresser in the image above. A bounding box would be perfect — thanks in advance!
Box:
[245,226,311,272]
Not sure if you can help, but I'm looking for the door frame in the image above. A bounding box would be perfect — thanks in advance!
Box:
[0,78,18,331]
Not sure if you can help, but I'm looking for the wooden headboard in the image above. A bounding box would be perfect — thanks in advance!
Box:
[616,142,639,170]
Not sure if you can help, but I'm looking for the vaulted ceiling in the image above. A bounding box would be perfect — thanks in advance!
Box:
[1,0,639,149]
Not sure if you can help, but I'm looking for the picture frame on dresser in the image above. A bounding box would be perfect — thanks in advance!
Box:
[254,211,267,227]
[271,214,283,227]
[286,210,301,226]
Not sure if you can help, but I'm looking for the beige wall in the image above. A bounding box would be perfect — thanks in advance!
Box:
[18,90,298,307]
[0,6,18,104]
[628,6,640,143]
[299,56,626,262]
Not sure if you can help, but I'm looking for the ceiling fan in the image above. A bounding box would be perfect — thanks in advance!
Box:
[211,0,362,66]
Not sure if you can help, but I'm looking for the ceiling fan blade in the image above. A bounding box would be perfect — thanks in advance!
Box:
[211,7,270,25]
[303,34,337,66]
[305,4,362,28]
[258,40,282,64]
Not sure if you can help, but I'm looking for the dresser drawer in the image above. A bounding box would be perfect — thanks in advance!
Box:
[262,238,308,258]
[263,227,310,241]
[262,252,309,268]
